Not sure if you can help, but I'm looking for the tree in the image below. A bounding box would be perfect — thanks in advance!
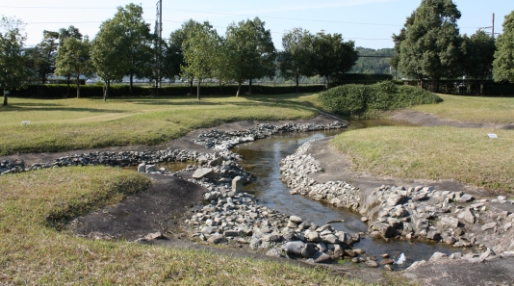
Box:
[55,37,94,98]
[311,32,358,88]
[278,28,315,92]
[461,30,496,80]
[493,11,514,83]
[224,17,276,96]
[91,21,128,101]
[26,30,59,84]
[391,12,415,73]
[110,3,152,94]
[181,21,221,100]
[395,0,462,92]
[166,20,206,93]
[57,26,83,95]
[0,16,31,106]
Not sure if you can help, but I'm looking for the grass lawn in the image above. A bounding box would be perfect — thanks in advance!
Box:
[332,126,514,192]
[410,94,514,124]
[0,94,320,155]
[0,166,370,285]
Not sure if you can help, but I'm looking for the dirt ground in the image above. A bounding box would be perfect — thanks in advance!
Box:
[391,110,514,129]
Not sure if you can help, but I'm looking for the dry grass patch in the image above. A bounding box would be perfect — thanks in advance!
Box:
[411,94,514,124]
[332,126,514,192]
[0,167,367,285]
[0,95,319,155]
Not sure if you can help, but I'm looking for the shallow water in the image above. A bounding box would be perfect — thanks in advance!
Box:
[231,121,459,266]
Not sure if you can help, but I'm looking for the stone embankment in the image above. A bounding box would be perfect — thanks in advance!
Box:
[280,141,514,267]
[0,149,240,175]
[194,122,343,150]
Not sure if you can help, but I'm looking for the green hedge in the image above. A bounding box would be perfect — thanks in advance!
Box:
[482,83,514,96]
[11,84,325,98]
[319,81,442,116]
[340,73,394,81]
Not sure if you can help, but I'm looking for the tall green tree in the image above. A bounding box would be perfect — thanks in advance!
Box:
[55,37,94,98]
[311,32,358,88]
[278,28,315,92]
[166,20,202,89]
[57,26,83,95]
[181,21,221,100]
[91,21,128,101]
[110,3,152,94]
[396,0,462,92]
[391,12,415,73]
[0,16,31,106]
[224,17,276,96]
[27,30,59,84]
[493,11,514,83]
[461,30,496,80]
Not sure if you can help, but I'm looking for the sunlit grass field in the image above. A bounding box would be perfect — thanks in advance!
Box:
[410,94,514,124]
[0,94,320,155]
[332,126,514,192]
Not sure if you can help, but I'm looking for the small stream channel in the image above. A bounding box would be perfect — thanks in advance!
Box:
[231,119,458,268]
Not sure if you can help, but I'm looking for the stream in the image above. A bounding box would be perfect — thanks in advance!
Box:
[231,119,458,268]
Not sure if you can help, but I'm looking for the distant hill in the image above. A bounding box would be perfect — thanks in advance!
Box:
[351,47,395,74]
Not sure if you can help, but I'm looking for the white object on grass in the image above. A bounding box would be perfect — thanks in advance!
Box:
[21,121,31,126]
[487,133,498,139]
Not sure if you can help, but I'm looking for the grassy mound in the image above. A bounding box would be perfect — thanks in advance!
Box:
[332,126,514,192]
[319,81,442,116]
[0,166,367,285]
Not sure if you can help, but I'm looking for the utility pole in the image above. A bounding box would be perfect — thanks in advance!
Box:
[492,13,495,39]
[155,0,163,90]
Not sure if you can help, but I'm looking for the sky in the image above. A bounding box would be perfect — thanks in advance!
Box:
[1,0,511,50]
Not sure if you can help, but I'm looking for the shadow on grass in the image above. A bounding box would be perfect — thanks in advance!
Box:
[0,106,128,114]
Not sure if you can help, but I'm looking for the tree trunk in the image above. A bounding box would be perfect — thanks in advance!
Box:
[197,80,201,100]
[189,80,193,95]
[236,82,241,97]
[104,80,110,102]
[129,74,133,95]
[2,89,7,106]
[432,77,440,93]
[66,76,71,97]
[248,79,253,95]
[76,74,81,98]
[325,76,330,89]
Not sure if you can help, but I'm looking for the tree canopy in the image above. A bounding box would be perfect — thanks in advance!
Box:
[394,0,462,92]
[224,17,276,96]
[278,28,315,92]
[493,11,514,83]
[461,30,496,80]
[0,16,31,106]
[55,37,94,98]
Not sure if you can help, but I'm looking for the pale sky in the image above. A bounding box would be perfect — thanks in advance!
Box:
[1,0,511,50]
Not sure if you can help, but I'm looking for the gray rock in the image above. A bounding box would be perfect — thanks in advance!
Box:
[321,234,339,244]
[374,222,396,238]
[456,193,474,203]
[250,238,261,250]
[365,260,379,268]
[426,231,441,241]
[289,215,303,224]
[262,233,281,242]
[193,168,214,179]
[387,194,406,206]
[429,252,448,262]
[458,208,476,224]
[388,217,403,229]
[208,156,225,167]
[305,230,321,242]
[145,164,156,172]
[333,244,344,259]
[301,243,317,258]
[481,222,496,231]
[443,236,456,245]
[440,216,460,229]
[208,234,227,245]
[265,248,281,258]
[137,163,146,173]
[231,176,243,193]
[223,230,242,237]
[313,251,333,264]
[283,241,306,257]
[361,217,369,223]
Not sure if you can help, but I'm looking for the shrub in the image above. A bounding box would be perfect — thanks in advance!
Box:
[319,81,442,116]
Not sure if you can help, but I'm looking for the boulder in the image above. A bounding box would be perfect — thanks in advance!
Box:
[388,217,402,229]
[145,164,156,172]
[223,230,242,237]
[284,241,306,257]
[387,194,406,206]
[374,222,396,238]
[208,156,225,167]
[192,168,214,179]
[208,234,227,245]
[289,215,303,224]
[458,209,476,224]
[429,252,448,262]
[365,260,379,268]
[137,163,146,173]
[265,248,282,258]
[456,193,474,203]
[305,230,321,242]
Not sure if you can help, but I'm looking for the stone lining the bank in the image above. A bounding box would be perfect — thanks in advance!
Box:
[193,122,344,150]
[280,141,514,264]
[0,149,244,175]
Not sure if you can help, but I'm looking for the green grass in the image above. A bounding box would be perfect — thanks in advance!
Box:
[0,94,320,155]
[0,166,368,285]
[332,126,514,192]
[410,94,514,124]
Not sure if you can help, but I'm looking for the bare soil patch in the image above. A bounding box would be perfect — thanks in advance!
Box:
[391,110,514,129]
